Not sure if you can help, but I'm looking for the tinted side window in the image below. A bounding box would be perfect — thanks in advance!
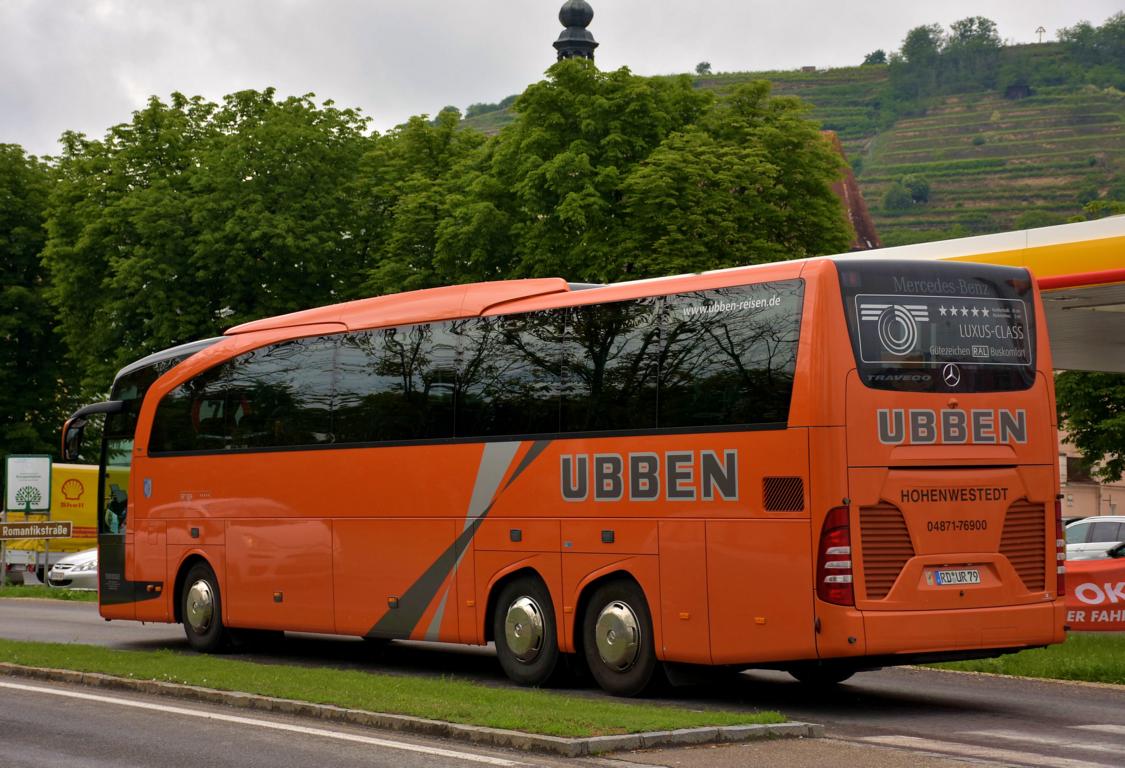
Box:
[562,299,660,432]
[456,312,562,438]
[1090,521,1124,542]
[660,281,804,428]
[1066,523,1091,545]
[334,323,456,443]
[150,336,336,452]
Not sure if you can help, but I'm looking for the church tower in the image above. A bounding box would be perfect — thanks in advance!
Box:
[554,0,598,61]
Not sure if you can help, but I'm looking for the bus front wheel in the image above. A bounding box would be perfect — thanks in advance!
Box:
[181,562,230,653]
[493,576,562,687]
[582,579,658,697]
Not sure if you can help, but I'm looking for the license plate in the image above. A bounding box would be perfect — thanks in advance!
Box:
[933,568,980,586]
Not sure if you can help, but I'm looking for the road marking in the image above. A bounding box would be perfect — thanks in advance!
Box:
[859,735,1118,768]
[964,730,1121,755]
[0,680,524,766]
[1071,725,1125,737]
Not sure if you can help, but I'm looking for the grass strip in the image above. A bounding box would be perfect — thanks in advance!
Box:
[0,586,96,602]
[931,633,1125,685]
[0,638,782,737]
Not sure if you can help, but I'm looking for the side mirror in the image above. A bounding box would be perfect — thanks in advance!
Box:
[1107,543,1125,559]
[60,400,126,462]
[61,416,88,462]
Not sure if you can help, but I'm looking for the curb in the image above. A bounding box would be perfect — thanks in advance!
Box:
[905,665,1125,690]
[0,663,822,756]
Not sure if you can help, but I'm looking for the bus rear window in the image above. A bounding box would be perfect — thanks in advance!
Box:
[837,261,1037,393]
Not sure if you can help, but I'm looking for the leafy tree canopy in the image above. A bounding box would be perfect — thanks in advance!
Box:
[368,60,852,292]
[0,144,64,459]
[1057,372,1125,483]
[862,49,887,65]
[44,89,374,390]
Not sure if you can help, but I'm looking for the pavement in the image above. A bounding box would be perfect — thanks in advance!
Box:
[2,598,1124,767]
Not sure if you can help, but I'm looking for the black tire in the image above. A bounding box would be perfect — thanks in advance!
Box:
[181,562,231,653]
[493,576,562,687]
[582,579,659,697]
[787,663,856,686]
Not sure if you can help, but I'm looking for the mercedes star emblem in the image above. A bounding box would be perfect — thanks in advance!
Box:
[942,363,962,388]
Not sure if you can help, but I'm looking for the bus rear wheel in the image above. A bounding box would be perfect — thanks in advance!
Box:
[582,579,658,697]
[181,562,231,653]
[493,576,561,687]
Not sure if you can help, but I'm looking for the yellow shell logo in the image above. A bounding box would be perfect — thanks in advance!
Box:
[62,478,85,501]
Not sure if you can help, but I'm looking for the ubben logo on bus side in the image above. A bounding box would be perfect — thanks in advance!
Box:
[561,450,739,502]
[877,408,1028,445]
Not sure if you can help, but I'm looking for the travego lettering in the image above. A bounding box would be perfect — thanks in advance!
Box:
[877,408,1027,445]
[561,450,738,502]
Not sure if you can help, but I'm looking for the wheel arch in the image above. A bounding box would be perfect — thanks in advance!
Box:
[483,565,547,643]
[172,553,217,625]
[571,568,647,658]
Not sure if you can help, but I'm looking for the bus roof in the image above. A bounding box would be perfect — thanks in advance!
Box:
[206,216,1121,373]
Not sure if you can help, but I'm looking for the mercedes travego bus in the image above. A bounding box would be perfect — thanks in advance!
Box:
[63,255,1065,695]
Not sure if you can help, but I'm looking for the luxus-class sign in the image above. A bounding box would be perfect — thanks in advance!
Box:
[4,455,52,512]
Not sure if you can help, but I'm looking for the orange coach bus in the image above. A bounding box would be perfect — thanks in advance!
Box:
[63,256,1066,695]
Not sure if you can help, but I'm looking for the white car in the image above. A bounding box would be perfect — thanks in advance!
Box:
[47,547,98,590]
[1065,516,1125,561]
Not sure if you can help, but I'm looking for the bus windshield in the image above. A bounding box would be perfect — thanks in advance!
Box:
[99,340,220,534]
[837,261,1037,393]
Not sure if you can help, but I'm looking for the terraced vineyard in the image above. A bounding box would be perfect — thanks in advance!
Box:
[860,87,1124,244]
[461,56,1124,247]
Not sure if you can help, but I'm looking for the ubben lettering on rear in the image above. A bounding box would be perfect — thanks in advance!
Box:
[877,408,1027,445]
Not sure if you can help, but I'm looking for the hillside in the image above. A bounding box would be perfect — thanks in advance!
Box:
[462,44,1125,247]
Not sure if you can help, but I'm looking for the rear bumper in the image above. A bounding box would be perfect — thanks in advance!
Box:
[860,599,1066,657]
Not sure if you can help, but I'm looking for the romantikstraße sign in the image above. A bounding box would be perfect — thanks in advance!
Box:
[0,521,73,540]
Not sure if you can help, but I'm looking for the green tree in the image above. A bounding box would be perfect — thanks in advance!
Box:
[1058,20,1100,66]
[882,182,913,210]
[357,109,486,295]
[944,17,1002,89]
[863,49,887,65]
[407,61,850,288]
[0,145,64,459]
[44,90,374,390]
[431,61,716,285]
[1057,372,1125,482]
[695,61,713,76]
[890,24,944,102]
[901,174,931,203]
[901,24,944,65]
[465,102,501,118]
[618,82,853,276]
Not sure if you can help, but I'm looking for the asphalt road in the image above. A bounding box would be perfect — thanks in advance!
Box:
[2,599,1123,768]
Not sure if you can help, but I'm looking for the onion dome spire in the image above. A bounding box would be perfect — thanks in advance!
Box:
[554,1,598,61]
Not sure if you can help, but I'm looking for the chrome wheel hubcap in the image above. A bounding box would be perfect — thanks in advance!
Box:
[504,596,545,663]
[595,600,640,671]
[186,579,214,634]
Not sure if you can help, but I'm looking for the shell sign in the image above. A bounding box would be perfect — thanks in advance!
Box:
[61,478,84,501]
[1065,559,1125,631]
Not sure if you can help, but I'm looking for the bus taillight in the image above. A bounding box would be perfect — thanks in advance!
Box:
[817,507,854,606]
[1055,499,1066,597]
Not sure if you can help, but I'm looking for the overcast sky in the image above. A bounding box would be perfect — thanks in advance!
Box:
[2,0,1120,157]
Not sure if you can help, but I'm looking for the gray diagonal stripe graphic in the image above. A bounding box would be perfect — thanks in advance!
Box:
[366,440,552,640]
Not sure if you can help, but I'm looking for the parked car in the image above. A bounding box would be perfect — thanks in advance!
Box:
[46,547,98,590]
[1065,516,1125,561]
